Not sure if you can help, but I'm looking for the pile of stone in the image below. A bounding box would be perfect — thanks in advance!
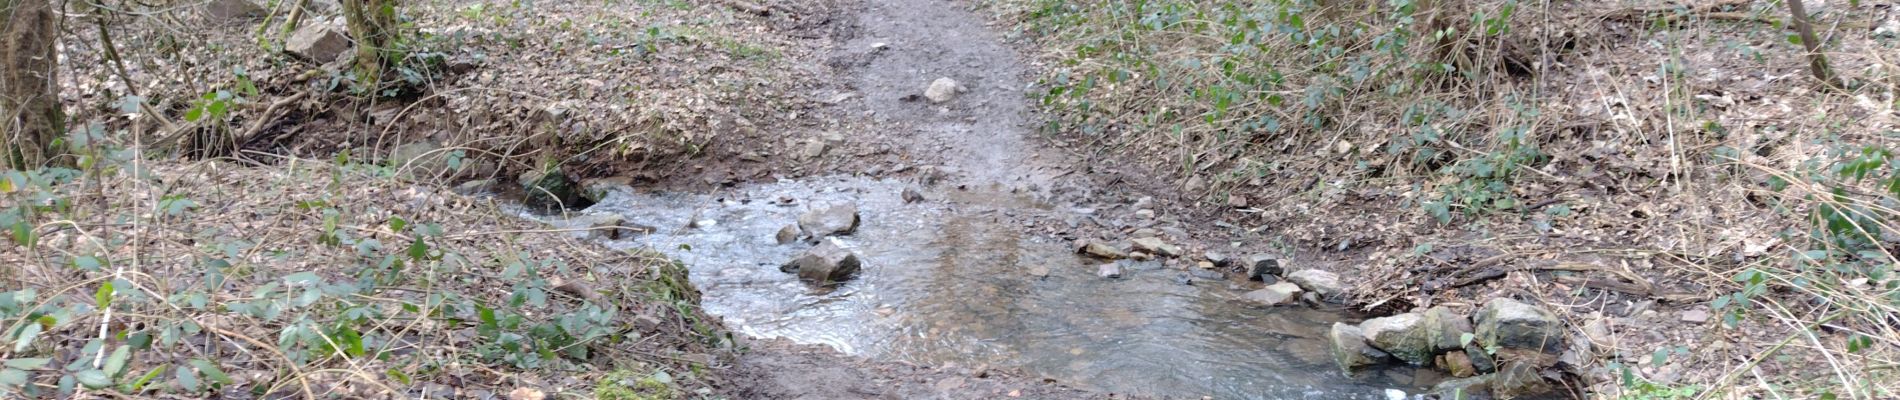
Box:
[1329,298,1566,399]
[776,203,864,286]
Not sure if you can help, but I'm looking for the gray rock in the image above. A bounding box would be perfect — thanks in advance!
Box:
[1097,263,1122,279]
[1129,237,1182,257]
[1204,252,1231,268]
[1361,313,1433,365]
[1443,350,1478,378]
[574,213,651,241]
[1075,239,1127,260]
[781,240,862,285]
[517,168,587,209]
[452,179,496,195]
[1475,298,1564,354]
[1189,268,1225,281]
[1430,374,1495,400]
[1424,306,1475,353]
[1680,308,1710,324]
[1464,341,1498,374]
[1329,322,1393,375]
[1244,254,1282,280]
[390,141,447,179]
[579,176,633,203]
[902,187,925,203]
[1028,265,1051,278]
[201,0,264,22]
[1286,269,1343,299]
[775,225,800,245]
[924,77,960,103]
[286,24,351,64]
[797,203,861,238]
[1243,282,1303,306]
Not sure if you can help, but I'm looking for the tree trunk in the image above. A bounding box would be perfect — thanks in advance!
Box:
[339,0,397,86]
[2,0,68,170]
[1786,0,1843,90]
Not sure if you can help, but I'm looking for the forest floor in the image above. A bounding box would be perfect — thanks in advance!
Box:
[13,0,1900,398]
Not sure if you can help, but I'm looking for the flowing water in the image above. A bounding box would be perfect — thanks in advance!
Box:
[525,175,1442,399]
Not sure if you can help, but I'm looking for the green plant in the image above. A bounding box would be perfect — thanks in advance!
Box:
[596,367,679,400]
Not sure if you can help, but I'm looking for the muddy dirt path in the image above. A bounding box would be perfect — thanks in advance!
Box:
[827,0,1077,195]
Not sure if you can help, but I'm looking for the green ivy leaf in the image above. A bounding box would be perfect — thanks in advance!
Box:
[95,282,115,309]
[74,369,111,389]
[175,364,199,392]
[103,346,130,377]
[3,358,50,369]
[188,359,231,386]
[12,323,43,353]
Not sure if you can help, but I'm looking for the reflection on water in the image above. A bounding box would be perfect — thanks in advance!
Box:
[531,175,1439,399]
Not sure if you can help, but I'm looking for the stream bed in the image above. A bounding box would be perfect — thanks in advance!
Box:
[524,175,1442,399]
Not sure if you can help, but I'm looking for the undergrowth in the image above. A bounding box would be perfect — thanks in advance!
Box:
[0,140,728,397]
[980,0,1900,397]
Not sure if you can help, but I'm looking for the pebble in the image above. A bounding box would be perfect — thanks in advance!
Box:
[1680,308,1711,324]
[1097,263,1122,279]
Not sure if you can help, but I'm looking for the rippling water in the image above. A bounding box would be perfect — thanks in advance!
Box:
[524,175,1441,399]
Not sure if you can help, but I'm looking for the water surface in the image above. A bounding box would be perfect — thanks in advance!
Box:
[529,175,1439,399]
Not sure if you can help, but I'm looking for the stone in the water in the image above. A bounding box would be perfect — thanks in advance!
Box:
[797,203,861,238]
[1424,306,1475,353]
[579,175,634,203]
[517,168,589,209]
[571,213,651,241]
[1430,374,1495,400]
[1329,322,1393,375]
[1097,263,1122,279]
[1244,254,1282,280]
[1129,237,1182,257]
[1243,282,1303,306]
[775,225,800,245]
[925,77,961,103]
[781,240,863,285]
[1075,239,1127,259]
[286,24,351,64]
[1133,209,1156,219]
[1204,252,1231,268]
[1028,265,1051,278]
[902,187,926,203]
[1360,313,1433,365]
[1475,298,1564,354]
[1383,389,1407,400]
[1286,269,1343,299]
[1189,268,1224,280]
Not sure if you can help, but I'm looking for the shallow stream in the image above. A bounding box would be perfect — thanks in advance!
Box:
[525,175,1440,399]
